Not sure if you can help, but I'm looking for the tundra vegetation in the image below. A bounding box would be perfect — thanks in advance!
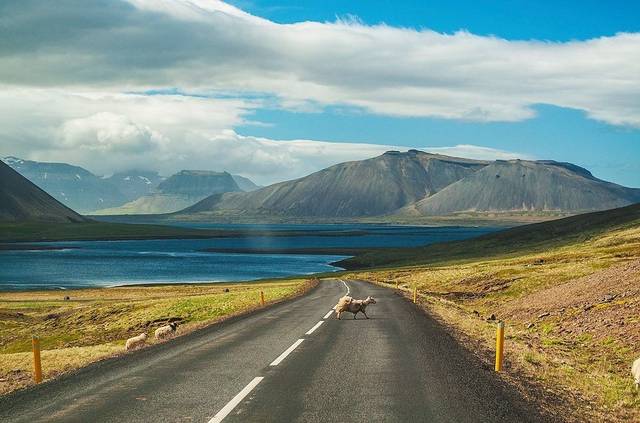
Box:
[346,216,640,422]
[0,279,312,395]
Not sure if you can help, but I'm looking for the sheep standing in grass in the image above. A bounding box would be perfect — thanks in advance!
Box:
[125,333,147,351]
[633,357,640,390]
[155,322,178,341]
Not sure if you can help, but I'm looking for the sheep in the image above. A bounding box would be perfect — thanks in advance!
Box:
[154,322,178,341]
[633,357,640,390]
[335,295,377,320]
[125,333,147,351]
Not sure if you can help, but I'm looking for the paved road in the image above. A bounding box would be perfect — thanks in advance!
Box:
[0,280,547,422]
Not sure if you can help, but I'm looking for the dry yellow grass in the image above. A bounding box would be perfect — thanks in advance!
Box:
[347,224,640,422]
[0,279,313,394]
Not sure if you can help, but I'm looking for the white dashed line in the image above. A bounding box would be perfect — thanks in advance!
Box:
[270,339,304,366]
[305,321,324,335]
[323,310,334,319]
[208,377,264,423]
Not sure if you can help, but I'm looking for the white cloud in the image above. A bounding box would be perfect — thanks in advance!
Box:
[0,88,529,184]
[0,0,635,186]
[0,0,638,126]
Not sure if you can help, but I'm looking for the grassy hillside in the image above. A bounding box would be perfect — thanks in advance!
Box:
[339,202,640,269]
[0,279,315,394]
[346,204,640,422]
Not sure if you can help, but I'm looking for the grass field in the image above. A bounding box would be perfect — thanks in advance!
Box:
[346,207,640,422]
[0,279,314,395]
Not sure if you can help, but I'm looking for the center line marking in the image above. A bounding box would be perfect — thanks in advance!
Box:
[323,310,334,319]
[340,279,350,295]
[270,339,304,366]
[305,321,324,335]
[208,377,264,423]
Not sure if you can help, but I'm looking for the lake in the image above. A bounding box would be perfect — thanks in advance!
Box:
[0,224,500,290]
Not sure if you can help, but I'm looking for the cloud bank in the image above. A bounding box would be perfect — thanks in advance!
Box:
[0,0,636,183]
[2,0,638,125]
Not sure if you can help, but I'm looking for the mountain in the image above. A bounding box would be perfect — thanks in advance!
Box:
[232,174,260,192]
[180,150,487,218]
[2,157,126,213]
[104,170,164,202]
[0,160,88,222]
[178,150,640,220]
[408,159,640,215]
[95,170,243,215]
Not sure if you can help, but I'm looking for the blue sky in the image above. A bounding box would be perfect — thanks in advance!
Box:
[1,0,638,186]
[229,0,640,186]
[232,0,640,41]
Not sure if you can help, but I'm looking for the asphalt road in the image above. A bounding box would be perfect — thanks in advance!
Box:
[0,280,547,422]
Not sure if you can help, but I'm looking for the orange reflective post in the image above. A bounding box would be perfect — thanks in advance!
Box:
[495,322,505,372]
[260,290,265,306]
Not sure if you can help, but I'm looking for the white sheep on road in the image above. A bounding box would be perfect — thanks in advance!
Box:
[155,322,178,341]
[125,333,147,351]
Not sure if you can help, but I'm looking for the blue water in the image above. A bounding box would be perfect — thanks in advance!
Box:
[0,224,499,290]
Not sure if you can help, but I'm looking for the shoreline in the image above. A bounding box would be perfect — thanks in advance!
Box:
[0,272,345,294]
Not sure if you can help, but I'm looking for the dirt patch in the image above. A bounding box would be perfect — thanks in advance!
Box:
[503,259,640,344]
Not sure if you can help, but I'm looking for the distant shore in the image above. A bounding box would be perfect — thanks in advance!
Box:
[0,221,370,243]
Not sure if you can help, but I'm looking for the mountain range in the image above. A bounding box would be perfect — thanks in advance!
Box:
[180,150,640,219]
[95,170,256,215]
[0,159,88,222]
[2,157,259,214]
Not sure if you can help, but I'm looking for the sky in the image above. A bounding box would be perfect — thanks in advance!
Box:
[0,0,638,186]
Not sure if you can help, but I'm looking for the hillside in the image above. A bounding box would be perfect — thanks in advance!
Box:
[339,202,640,269]
[95,170,244,215]
[180,150,487,218]
[409,159,640,215]
[0,160,88,223]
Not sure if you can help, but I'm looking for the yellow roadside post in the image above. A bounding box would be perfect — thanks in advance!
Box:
[495,321,505,372]
[413,285,417,303]
[32,336,42,384]
[260,290,265,306]
[395,281,399,289]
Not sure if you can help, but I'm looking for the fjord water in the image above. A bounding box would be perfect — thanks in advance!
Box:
[0,224,498,290]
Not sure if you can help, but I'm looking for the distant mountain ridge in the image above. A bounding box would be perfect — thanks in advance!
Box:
[409,159,640,215]
[94,170,249,215]
[2,156,127,213]
[2,157,260,215]
[179,150,640,219]
[0,160,88,222]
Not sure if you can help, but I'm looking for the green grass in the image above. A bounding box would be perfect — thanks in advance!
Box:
[0,279,314,394]
[339,203,640,270]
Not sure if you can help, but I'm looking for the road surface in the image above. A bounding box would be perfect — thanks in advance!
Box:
[0,280,547,422]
